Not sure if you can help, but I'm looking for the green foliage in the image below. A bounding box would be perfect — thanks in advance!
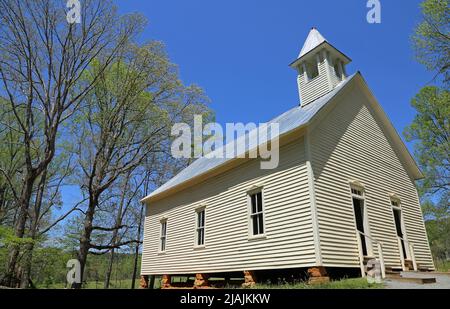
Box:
[31,249,142,289]
[0,226,34,278]
[30,247,73,288]
[434,259,450,271]
[252,278,382,289]
[412,0,450,82]
[409,0,450,265]
[403,86,449,264]
[0,226,34,247]
[422,194,450,261]
[404,86,450,196]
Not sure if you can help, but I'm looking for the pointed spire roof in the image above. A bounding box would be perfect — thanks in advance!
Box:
[298,27,326,58]
[289,27,352,68]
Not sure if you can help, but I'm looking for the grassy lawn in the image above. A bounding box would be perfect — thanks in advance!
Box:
[141,276,383,289]
[152,276,382,289]
[434,260,450,272]
[252,278,383,289]
[38,279,140,289]
[39,277,382,289]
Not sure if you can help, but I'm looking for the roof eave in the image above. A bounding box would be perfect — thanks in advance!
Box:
[289,41,352,68]
[141,124,310,204]
[353,74,424,181]
[142,74,359,204]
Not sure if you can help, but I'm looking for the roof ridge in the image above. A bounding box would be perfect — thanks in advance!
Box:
[142,73,358,202]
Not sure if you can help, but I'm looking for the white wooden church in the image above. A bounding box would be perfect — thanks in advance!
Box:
[139,28,434,288]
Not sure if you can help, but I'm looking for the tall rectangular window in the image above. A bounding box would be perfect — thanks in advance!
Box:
[351,186,369,256]
[160,220,167,252]
[196,208,205,246]
[249,191,264,236]
[391,198,408,259]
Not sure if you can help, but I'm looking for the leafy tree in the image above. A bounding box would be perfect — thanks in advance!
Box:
[412,0,450,83]
[71,42,210,288]
[404,86,450,196]
[422,194,450,260]
[0,0,146,287]
[404,82,449,267]
[0,101,24,226]
[408,0,450,266]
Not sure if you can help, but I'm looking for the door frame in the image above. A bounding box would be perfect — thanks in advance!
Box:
[391,201,411,262]
[349,184,374,257]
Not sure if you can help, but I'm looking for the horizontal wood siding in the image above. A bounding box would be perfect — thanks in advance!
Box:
[141,138,316,275]
[310,85,434,269]
[329,65,341,88]
[298,60,330,106]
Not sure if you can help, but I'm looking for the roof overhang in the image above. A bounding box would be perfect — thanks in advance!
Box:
[141,125,309,204]
[289,41,352,69]
[141,74,358,204]
[141,72,423,204]
[307,73,423,181]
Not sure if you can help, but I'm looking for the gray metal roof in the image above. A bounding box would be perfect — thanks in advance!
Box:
[299,28,326,58]
[290,28,352,68]
[143,73,357,201]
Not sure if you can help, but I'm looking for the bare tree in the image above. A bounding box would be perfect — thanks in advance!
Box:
[129,154,182,289]
[103,170,143,289]
[71,41,209,288]
[0,0,145,287]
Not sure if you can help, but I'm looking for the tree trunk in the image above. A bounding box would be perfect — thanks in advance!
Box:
[20,170,47,288]
[75,195,98,289]
[131,202,145,289]
[104,248,115,289]
[19,242,35,289]
[105,176,128,289]
[0,185,5,218]
[4,172,35,287]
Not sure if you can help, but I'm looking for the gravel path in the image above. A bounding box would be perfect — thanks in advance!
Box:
[384,272,450,289]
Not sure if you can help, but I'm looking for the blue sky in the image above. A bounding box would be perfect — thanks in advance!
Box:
[114,0,432,133]
[62,0,431,210]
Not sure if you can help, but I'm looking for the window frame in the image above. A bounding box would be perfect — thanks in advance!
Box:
[390,198,401,209]
[305,59,320,82]
[334,62,342,80]
[194,206,206,249]
[247,187,266,240]
[159,218,168,254]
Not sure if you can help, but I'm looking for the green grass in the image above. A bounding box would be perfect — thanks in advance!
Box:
[434,260,450,272]
[38,277,382,289]
[153,276,382,289]
[38,279,140,289]
[252,278,383,289]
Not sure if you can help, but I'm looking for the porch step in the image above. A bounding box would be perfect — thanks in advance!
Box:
[385,267,401,272]
[385,273,402,279]
[387,276,436,284]
[404,259,414,271]
[430,271,450,276]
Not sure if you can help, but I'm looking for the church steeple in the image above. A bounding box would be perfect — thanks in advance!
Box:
[290,28,351,106]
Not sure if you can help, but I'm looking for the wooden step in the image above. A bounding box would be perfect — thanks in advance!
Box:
[404,260,414,271]
[385,269,402,275]
[430,271,450,276]
[387,277,436,284]
[386,266,403,272]
[385,273,402,279]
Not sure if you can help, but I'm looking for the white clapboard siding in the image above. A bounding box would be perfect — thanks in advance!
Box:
[141,137,316,275]
[310,85,434,269]
[329,65,342,89]
[298,59,330,106]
